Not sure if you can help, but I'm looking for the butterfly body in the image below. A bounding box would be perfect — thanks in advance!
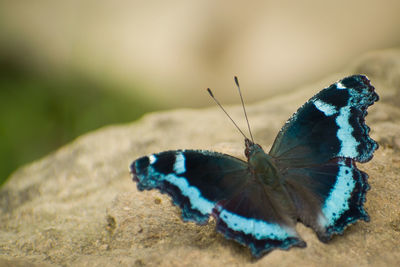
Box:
[246,141,278,185]
[245,141,297,220]
[130,75,378,258]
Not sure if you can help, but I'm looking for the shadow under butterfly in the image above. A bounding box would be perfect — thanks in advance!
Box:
[130,75,378,258]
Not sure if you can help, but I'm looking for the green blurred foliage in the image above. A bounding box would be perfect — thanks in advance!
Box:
[0,57,159,187]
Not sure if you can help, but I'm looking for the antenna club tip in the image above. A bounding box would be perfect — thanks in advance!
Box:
[206,88,214,97]
[234,76,239,86]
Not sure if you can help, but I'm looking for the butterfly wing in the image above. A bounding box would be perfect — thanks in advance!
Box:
[131,150,305,256]
[269,75,378,240]
[283,158,369,241]
[131,150,249,224]
[213,182,306,258]
[270,75,378,167]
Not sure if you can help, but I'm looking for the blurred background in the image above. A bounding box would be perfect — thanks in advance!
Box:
[1,0,400,186]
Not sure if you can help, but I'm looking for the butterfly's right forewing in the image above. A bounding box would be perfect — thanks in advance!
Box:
[270,75,378,167]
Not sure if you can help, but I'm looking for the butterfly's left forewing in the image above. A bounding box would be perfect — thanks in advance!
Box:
[131,150,250,224]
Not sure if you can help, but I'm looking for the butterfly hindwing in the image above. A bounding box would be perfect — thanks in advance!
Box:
[270,75,378,167]
[213,182,306,257]
[283,158,369,242]
[131,150,250,224]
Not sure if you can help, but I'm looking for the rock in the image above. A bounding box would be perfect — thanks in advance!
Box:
[1,49,400,266]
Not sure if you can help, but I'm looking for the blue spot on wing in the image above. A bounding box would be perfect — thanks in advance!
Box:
[163,174,214,216]
[212,183,306,257]
[214,207,306,258]
[320,159,370,240]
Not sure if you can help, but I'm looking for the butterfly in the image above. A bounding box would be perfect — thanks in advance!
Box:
[130,75,378,258]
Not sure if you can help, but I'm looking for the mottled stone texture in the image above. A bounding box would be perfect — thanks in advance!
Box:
[1,49,400,266]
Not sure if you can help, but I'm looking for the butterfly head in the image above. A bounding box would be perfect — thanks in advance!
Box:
[244,138,264,159]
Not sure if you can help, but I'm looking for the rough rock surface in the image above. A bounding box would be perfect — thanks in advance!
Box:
[1,49,400,266]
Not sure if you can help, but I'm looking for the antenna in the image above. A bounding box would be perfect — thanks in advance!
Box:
[207,88,248,140]
[234,76,254,142]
